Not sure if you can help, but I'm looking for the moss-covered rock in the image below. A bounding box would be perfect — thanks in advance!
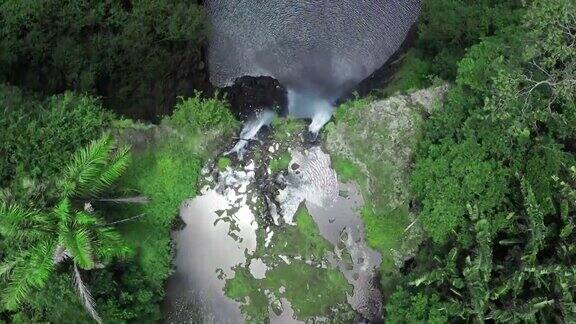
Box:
[325,85,449,275]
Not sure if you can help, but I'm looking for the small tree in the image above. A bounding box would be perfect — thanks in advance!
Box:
[0,134,132,323]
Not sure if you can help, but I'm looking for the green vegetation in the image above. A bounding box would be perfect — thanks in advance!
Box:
[217,157,232,171]
[0,86,111,196]
[385,0,576,322]
[102,94,238,321]
[0,0,207,117]
[378,49,433,97]
[2,0,575,322]
[269,152,292,174]
[271,117,307,142]
[0,81,238,322]
[0,135,131,322]
[225,205,353,322]
[327,85,429,274]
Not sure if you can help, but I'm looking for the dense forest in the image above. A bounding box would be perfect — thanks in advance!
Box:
[1,0,575,323]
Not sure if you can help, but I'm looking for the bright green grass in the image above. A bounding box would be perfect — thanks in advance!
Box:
[115,138,202,282]
[269,151,292,174]
[332,155,365,185]
[217,156,232,171]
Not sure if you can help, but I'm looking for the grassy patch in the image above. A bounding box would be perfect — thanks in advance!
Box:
[217,156,232,171]
[271,117,306,142]
[115,140,203,281]
[332,155,365,185]
[269,151,292,174]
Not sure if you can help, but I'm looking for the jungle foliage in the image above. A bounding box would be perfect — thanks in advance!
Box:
[0,2,213,320]
[0,91,238,323]
[387,0,576,322]
[0,0,207,119]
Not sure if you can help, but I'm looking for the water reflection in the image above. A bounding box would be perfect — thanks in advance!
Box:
[164,146,383,323]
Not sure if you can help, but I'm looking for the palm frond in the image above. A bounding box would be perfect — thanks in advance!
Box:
[0,259,18,280]
[74,210,101,227]
[63,228,95,270]
[92,145,131,198]
[59,134,115,199]
[2,241,56,310]
[94,226,132,263]
[0,203,50,242]
[53,198,72,231]
[73,264,102,324]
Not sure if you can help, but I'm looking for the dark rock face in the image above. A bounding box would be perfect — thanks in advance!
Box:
[223,76,287,118]
[206,0,422,99]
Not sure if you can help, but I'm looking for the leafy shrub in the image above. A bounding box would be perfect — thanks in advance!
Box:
[168,93,240,135]
[416,0,524,79]
[391,0,576,321]
[411,139,509,242]
[0,85,110,189]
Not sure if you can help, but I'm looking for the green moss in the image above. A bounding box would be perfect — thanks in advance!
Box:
[265,262,351,318]
[225,267,269,322]
[332,156,364,185]
[327,96,422,275]
[272,117,306,142]
[269,152,292,174]
[217,157,232,171]
[362,206,410,271]
[225,204,354,322]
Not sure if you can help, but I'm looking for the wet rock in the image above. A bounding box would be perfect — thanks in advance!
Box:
[303,130,319,143]
[221,76,287,118]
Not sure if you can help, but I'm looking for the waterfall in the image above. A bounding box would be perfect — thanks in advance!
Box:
[226,110,276,159]
[287,90,334,134]
[208,0,422,154]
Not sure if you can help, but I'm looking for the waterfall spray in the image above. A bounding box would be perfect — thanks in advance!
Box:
[287,89,334,134]
[226,110,277,159]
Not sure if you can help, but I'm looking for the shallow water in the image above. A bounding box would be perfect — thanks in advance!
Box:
[163,190,257,323]
[163,146,382,322]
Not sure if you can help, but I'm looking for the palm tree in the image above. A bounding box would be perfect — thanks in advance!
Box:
[0,134,132,323]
